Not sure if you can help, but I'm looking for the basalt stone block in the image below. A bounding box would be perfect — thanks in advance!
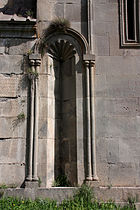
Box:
[0,55,23,74]
[96,56,140,76]
[0,75,19,97]
[38,139,47,165]
[0,165,25,186]
[95,34,110,56]
[0,97,27,117]
[0,117,26,139]
[37,1,52,21]
[0,139,26,163]
[8,39,36,55]
[95,97,140,118]
[96,115,140,139]
[65,3,81,22]
[46,139,55,187]
[108,163,136,186]
[39,75,48,98]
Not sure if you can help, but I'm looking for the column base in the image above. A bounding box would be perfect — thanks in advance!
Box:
[25,181,38,189]
[32,177,39,181]
[85,176,93,181]
[85,180,99,188]
[92,175,99,181]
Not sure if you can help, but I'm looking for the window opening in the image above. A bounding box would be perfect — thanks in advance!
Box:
[126,0,135,40]
[119,0,139,46]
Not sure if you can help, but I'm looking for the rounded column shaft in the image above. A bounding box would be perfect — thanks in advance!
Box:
[85,60,92,181]
[32,60,41,181]
[26,60,35,181]
[89,61,98,181]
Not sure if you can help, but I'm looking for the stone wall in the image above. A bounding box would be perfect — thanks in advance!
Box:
[0,25,36,187]
[37,0,87,38]
[94,0,140,186]
[0,0,140,189]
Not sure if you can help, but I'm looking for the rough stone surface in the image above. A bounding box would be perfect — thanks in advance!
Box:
[1,187,140,208]
[0,0,140,194]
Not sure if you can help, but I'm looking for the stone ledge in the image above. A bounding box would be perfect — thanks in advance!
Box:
[1,187,140,205]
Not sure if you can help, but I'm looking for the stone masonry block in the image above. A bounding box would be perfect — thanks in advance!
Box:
[95,97,140,118]
[0,117,26,139]
[0,75,18,97]
[8,39,36,55]
[0,97,27,117]
[0,165,25,186]
[96,115,140,139]
[0,139,25,164]
[96,56,140,76]
[0,55,23,74]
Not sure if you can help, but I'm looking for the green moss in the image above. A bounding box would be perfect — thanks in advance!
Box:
[17,112,25,121]
[27,68,38,80]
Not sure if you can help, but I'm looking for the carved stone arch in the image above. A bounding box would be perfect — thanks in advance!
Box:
[45,28,89,55]
[37,28,98,187]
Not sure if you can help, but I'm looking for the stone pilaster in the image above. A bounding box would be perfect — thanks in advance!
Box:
[84,60,92,181]
[25,54,41,187]
[84,55,98,182]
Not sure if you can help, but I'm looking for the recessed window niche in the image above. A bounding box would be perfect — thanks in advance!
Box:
[119,0,140,47]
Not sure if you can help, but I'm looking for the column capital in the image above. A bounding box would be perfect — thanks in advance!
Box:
[30,59,35,67]
[84,60,90,67]
[89,60,95,67]
[35,59,41,67]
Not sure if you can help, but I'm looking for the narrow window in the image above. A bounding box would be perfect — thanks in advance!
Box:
[119,0,140,46]
[127,0,135,40]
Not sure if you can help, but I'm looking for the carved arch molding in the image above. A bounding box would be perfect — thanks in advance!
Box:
[27,29,98,186]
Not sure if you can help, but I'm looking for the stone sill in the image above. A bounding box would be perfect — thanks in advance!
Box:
[1,187,140,203]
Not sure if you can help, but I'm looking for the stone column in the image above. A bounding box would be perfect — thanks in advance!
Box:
[84,55,98,182]
[85,60,92,181]
[26,59,35,181]
[32,59,41,181]
[89,61,98,181]
[25,54,41,187]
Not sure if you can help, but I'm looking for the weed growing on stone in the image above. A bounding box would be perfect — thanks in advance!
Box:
[0,184,17,189]
[27,68,38,80]
[0,184,8,189]
[36,17,70,55]
[45,17,70,33]
[52,175,71,187]
[17,112,25,121]
[0,185,136,209]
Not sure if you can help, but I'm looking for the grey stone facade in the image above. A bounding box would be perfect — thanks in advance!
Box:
[0,0,140,191]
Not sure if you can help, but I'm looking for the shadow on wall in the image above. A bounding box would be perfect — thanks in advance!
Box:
[81,0,88,40]
[0,0,36,18]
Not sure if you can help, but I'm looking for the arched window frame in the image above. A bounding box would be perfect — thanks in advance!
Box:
[119,0,140,47]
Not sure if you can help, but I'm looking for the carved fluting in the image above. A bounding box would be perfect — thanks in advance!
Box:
[47,40,76,62]
[26,55,41,182]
